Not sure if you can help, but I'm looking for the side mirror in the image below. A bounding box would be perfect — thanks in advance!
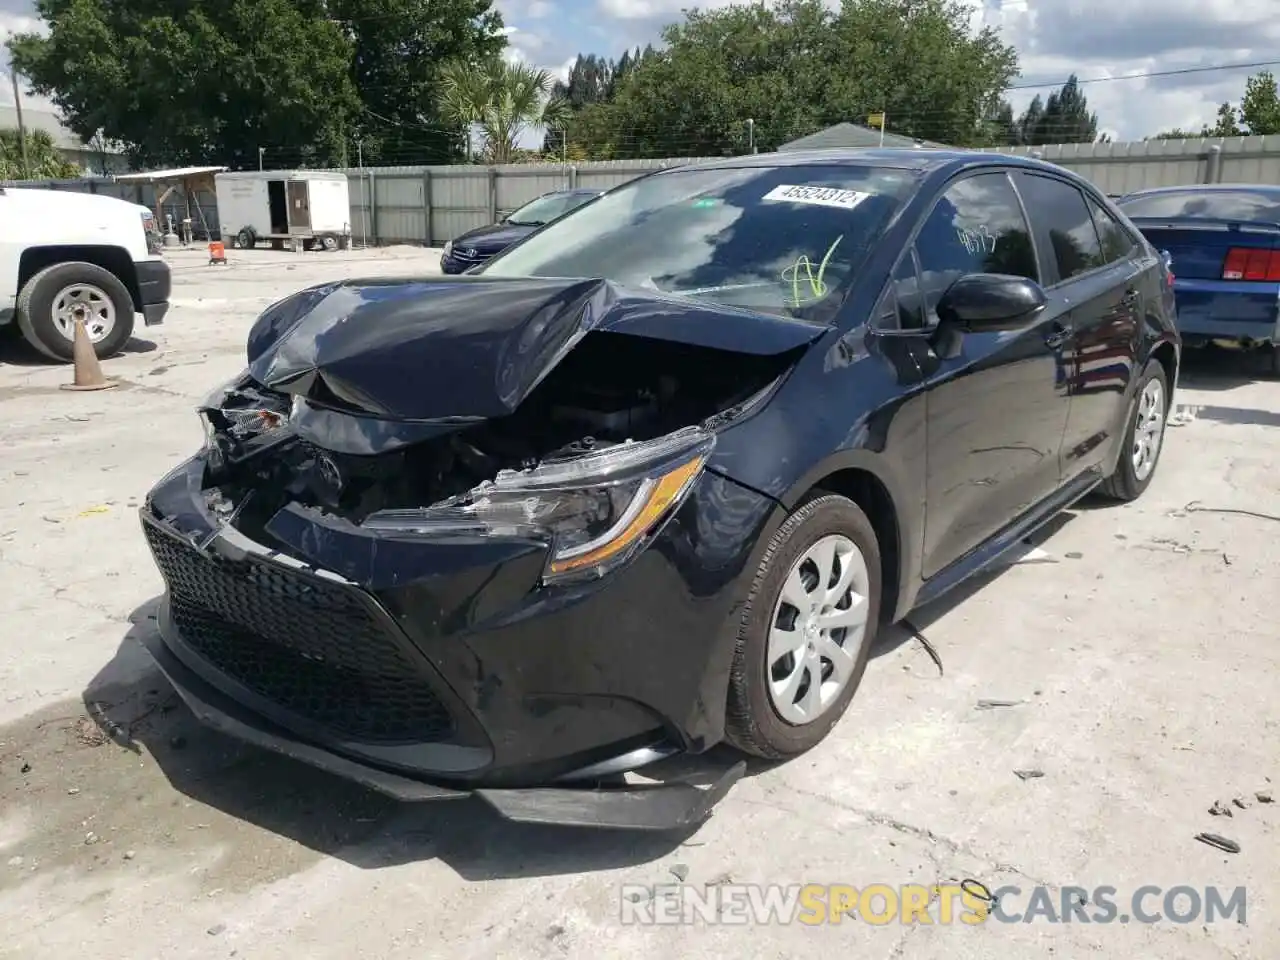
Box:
[936,273,1047,333]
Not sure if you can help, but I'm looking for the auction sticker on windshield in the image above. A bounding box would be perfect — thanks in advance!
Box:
[762,185,870,210]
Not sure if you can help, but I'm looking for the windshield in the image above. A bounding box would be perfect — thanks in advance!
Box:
[506,192,593,225]
[479,164,915,323]
[1118,189,1280,224]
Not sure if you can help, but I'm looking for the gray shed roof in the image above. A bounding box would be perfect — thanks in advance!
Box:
[778,122,946,152]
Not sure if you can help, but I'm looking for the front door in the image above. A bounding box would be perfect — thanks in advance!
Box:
[286,181,311,233]
[912,170,1073,579]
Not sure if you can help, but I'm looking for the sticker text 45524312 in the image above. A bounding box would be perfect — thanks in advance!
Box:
[762,184,870,210]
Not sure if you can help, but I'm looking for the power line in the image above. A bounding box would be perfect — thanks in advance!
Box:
[1009,58,1280,91]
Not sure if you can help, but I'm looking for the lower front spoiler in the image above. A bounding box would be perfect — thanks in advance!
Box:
[140,627,745,831]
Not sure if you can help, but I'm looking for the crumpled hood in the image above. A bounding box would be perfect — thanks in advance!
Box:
[245,276,825,422]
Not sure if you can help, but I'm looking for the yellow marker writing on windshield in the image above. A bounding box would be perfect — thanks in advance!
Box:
[783,234,844,306]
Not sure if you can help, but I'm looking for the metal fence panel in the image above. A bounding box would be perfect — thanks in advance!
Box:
[7,137,1280,249]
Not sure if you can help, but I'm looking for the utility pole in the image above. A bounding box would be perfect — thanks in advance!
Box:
[10,68,30,179]
[745,118,756,154]
[356,139,368,249]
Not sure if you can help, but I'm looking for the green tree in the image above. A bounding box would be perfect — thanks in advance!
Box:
[1239,70,1280,135]
[437,58,569,163]
[7,0,361,169]
[562,0,1020,160]
[1152,71,1278,139]
[7,0,509,169]
[327,0,508,165]
[1016,76,1099,144]
[1206,102,1244,137]
[0,127,82,180]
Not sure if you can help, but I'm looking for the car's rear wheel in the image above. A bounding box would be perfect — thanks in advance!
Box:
[724,494,881,760]
[1097,357,1169,502]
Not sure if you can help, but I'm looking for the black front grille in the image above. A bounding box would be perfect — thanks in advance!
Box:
[143,521,454,743]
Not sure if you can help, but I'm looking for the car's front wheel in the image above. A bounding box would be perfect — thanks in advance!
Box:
[724,494,882,760]
[1097,356,1170,502]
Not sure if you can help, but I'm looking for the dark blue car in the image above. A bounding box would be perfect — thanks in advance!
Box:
[1117,184,1280,375]
[138,150,1179,831]
[440,188,603,274]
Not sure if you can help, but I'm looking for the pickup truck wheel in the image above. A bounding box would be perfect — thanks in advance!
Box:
[16,262,135,363]
[724,494,881,760]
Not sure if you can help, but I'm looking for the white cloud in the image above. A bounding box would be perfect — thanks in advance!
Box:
[1,11,57,110]
[943,0,1280,140]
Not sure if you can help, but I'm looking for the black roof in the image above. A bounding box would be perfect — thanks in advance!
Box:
[673,147,1064,175]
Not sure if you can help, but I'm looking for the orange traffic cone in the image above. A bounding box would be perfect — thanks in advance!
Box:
[60,317,118,392]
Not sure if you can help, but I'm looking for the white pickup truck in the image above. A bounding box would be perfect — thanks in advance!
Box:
[0,186,171,362]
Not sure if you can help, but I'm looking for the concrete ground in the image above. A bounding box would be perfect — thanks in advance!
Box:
[0,245,1276,959]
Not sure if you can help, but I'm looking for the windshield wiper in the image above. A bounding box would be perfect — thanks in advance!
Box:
[506,219,541,227]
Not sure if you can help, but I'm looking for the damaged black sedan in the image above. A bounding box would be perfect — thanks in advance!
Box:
[139,149,1180,830]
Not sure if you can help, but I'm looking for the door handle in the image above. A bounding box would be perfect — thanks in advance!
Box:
[1044,322,1070,349]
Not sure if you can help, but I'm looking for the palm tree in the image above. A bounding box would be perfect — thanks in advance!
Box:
[0,128,82,180]
[437,58,570,164]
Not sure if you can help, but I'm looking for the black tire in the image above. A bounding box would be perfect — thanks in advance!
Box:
[1097,357,1170,502]
[724,494,882,760]
[15,261,136,363]
[237,227,256,250]
[319,234,339,252]
[1268,345,1280,379]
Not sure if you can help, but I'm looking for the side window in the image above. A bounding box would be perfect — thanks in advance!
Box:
[1016,174,1106,282]
[914,172,1038,317]
[1086,196,1137,265]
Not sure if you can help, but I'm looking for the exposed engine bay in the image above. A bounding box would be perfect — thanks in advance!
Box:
[199,331,796,538]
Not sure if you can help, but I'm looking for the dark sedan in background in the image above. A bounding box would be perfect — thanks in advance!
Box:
[1117,183,1280,375]
[138,149,1178,831]
[439,188,602,274]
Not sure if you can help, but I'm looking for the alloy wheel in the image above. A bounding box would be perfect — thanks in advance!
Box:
[1131,377,1166,482]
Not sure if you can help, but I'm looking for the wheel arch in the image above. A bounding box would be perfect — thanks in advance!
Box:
[18,246,141,312]
[1149,337,1179,397]
[774,450,921,624]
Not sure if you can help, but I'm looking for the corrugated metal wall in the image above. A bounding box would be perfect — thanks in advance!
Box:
[6,135,1280,246]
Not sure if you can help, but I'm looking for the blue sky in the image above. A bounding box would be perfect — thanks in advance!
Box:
[4,0,1280,144]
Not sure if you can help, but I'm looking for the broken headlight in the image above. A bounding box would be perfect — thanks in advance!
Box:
[363,426,716,584]
[196,370,294,470]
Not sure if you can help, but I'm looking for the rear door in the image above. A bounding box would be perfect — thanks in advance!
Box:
[286,181,312,232]
[1012,172,1145,477]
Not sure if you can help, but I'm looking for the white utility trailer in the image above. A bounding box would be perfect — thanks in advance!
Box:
[214,170,351,252]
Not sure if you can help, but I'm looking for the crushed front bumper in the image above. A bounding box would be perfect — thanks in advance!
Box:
[137,453,776,829]
[142,619,744,829]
